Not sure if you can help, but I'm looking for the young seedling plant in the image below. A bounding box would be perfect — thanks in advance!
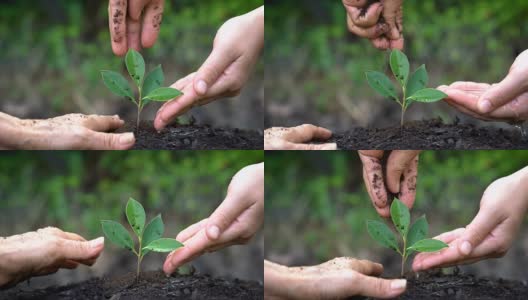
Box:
[101,197,183,280]
[366,49,447,128]
[101,49,183,130]
[366,198,448,277]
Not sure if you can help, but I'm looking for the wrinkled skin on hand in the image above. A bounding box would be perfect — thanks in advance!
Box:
[264,257,407,299]
[0,227,104,289]
[264,124,337,150]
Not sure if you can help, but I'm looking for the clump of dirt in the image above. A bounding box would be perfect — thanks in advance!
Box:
[329,119,528,149]
[1,271,263,300]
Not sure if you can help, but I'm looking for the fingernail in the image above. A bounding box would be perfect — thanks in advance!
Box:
[119,133,135,145]
[321,143,337,150]
[391,279,407,291]
[460,241,472,255]
[478,99,492,113]
[207,225,220,240]
[89,237,104,248]
[196,80,208,95]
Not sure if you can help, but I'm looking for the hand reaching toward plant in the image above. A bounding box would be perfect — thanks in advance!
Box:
[0,112,135,150]
[108,0,165,56]
[154,6,264,131]
[0,227,104,289]
[163,163,264,275]
[264,125,337,150]
[342,0,404,50]
[358,150,420,217]
[413,166,528,272]
[264,258,407,299]
[440,50,528,123]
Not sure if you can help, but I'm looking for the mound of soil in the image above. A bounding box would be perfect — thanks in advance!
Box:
[0,271,263,300]
[120,121,263,150]
[329,119,528,150]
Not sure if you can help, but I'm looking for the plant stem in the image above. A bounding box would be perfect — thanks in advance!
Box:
[136,88,142,132]
[136,255,143,282]
[401,236,407,277]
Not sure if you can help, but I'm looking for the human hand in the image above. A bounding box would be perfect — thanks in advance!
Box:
[108,0,165,56]
[264,124,337,150]
[0,227,104,289]
[0,113,134,150]
[440,50,528,123]
[163,163,264,275]
[264,258,407,299]
[413,167,528,272]
[358,150,420,217]
[342,0,404,50]
[154,6,264,131]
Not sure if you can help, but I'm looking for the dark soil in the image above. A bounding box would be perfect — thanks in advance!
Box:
[0,271,263,300]
[329,119,528,150]
[120,121,263,150]
[349,269,528,300]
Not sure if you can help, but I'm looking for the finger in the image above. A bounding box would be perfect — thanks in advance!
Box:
[355,273,407,299]
[173,72,197,91]
[205,195,251,240]
[344,3,383,27]
[57,237,105,261]
[347,20,388,39]
[449,81,491,91]
[342,0,369,7]
[412,240,460,271]
[458,208,502,256]
[371,37,390,50]
[128,0,149,20]
[44,228,87,242]
[176,219,208,243]
[289,124,333,143]
[84,132,135,150]
[109,0,128,56]
[194,46,238,96]
[478,73,527,114]
[141,0,164,48]
[284,142,338,151]
[60,260,79,269]
[163,229,209,275]
[350,259,384,276]
[154,85,197,131]
[358,151,390,217]
[126,17,142,52]
[82,115,125,132]
[389,37,404,50]
[387,151,420,209]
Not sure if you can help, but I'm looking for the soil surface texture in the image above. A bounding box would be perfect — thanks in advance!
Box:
[329,119,528,149]
[0,271,263,300]
[349,270,528,300]
[120,121,263,150]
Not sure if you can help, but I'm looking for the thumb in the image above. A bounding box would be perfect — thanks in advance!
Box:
[286,142,337,150]
[478,73,527,113]
[458,208,500,256]
[194,46,237,96]
[355,273,407,298]
[206,195,248,241]
[88,132,135,150]
[58,237,105,261]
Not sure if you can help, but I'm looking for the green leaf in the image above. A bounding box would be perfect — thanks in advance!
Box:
[143,65,164,97]
[365,71,398,101]
[407,239,448,253]
[141,215,164,256]
[407,65,428,97]
[126,197,146,237]
[143,238,184,252]
[366,220,399,252]
[390,49,410,86]
[125,49,145,88]
[143,87,183,102]
[101,70,135,102]
[407,88,447,103]
[407,215,428,251]
[391,198,410,238]
[101,220,134,251]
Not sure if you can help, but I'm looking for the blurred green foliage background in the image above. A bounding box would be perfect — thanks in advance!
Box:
[265,150,528,279]
[265,0,528,130]
[0,0,263,129]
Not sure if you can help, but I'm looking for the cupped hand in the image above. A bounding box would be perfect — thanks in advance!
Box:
[154,6,264,131]
[264,124,337,150]
[0,113,134,150]
[0,227,104,289]
[342,0,404,50]
[163,163,264,275]
[413,167,528,272]
[358,150,420,217]
[264,258,407,299]
[109,0,165,56]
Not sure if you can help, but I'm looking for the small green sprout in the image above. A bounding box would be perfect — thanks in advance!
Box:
[366,49,447,127]
[101,49,183,130]
[366,198,448,276]
[101,198,183,280]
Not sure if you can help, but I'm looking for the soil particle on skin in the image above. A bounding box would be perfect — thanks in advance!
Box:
[120,120,263,150]
[0,271,263,300]
[329,119,528,149]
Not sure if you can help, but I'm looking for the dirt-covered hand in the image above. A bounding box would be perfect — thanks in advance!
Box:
[0,227,104,289]
[163,163,264,275]
[342,0,404,50]
[0,113,135,150]
[154,6,264,131]
[264,258,407,299]
[264,125,337,150]
[108,0,164,56]
[440,51,528,122]
[358,150,420,217]
[413,167,528,272]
